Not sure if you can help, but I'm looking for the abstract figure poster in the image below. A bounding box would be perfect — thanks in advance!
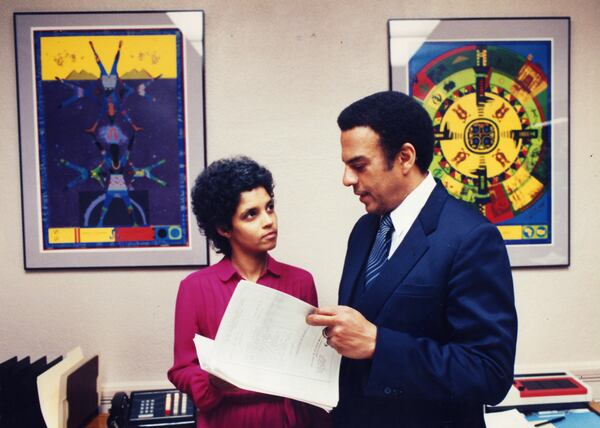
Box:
[389,18,569,266]
[15,11,207,268]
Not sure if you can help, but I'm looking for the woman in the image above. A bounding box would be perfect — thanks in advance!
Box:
[168,156,329,427]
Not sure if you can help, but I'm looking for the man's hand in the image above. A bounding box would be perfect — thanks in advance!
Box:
[306,306,377,359]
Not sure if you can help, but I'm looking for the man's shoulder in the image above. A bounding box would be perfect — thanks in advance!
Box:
[436,193,498,239]
[353,213,379,229]
[443,195,488,221]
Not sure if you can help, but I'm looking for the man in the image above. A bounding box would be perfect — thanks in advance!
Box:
[307,91,517,427]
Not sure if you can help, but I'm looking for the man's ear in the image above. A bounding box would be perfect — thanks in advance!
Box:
[395,142,417,173]
[216,226,231,239]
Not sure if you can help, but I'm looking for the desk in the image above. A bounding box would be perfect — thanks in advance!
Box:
[526,409,600,427]
[85,413,107,428]
[486,404,600,428]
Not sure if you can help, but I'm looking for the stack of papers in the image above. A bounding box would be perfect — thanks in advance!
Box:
[486,409,600,428]
[525,409,600,427]
[193,280,341,411]
[484,409,531,428]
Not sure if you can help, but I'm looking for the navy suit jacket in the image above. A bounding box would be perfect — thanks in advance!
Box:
[333,183,517,428]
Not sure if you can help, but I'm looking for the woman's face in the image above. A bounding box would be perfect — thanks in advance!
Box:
[222,186,278,257]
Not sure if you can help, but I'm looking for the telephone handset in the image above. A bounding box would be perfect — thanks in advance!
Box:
[107,389,195,427]
[107,392,130,428]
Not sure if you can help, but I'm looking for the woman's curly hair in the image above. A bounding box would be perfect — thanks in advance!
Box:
[191,156,274,258]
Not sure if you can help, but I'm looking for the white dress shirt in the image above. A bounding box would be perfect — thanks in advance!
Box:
[387,173,436,259]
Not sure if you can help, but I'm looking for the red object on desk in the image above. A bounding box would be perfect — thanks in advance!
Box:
[514,377,588,398]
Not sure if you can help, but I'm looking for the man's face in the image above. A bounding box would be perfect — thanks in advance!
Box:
[341,126,405,215]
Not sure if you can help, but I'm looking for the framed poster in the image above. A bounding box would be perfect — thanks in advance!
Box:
[389,17,570,267]
[14,11,208,269]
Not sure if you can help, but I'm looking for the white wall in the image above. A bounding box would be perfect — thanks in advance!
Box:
[1,0,599,396]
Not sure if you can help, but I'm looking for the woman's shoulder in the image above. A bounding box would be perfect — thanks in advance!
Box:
[270,257,314,283]
[182,264,215,280]
[180,259,228,286]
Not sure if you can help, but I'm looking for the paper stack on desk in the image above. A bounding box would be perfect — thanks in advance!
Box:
[483,409,530,428]
[193,280,341,412]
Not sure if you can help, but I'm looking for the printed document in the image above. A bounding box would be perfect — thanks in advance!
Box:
[193,280,341,411]
[483,409,531,428]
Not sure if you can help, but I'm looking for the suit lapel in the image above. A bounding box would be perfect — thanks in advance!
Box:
[354,183,448,321]
[355,221,428,320]
[339,215,379,306]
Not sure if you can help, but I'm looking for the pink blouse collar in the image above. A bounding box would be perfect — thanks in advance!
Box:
[215,254,282,282]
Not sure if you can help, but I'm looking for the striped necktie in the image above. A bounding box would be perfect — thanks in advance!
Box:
[364,214,394,289]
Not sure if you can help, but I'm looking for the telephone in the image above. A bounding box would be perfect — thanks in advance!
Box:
[107,389,196,427]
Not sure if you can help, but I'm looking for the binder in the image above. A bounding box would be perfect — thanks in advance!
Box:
[64,355,99,428]
[0,356,19,426]
[16,356,47,427]
[0,356,31,427]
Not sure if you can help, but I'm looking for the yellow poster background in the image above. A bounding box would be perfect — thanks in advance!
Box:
[40,34,177,81]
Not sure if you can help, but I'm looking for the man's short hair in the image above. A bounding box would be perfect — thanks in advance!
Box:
[337,91,434,172]
[191,156,274,258]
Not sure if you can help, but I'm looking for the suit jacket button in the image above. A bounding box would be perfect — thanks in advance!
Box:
[384,387,392,395]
